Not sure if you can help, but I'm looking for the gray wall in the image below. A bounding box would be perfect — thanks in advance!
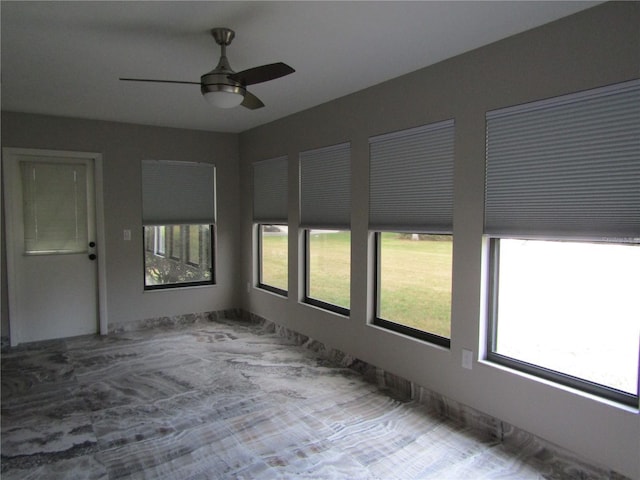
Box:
[239,3,640,478]
[1,113,241,332]
[1,2,638,477]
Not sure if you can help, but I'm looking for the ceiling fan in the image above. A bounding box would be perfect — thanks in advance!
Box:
[120,27,295,110]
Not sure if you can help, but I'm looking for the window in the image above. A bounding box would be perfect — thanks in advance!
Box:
[489,239,640,400]
[141,160,215,290]
[306,229,351,315]
[485,79,640,405]
[258,225,288,294]
[369,121,455,346]
[144,225,213,288]
[300,143,351,314]
[376,233,452,343]
[253,157,288,295]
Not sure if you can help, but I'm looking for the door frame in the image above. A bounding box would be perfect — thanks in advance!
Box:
[2,148,108,345]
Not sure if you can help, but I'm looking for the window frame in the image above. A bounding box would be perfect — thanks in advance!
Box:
[304,229,350,317]
[257,223,288,297]
[143,223,215,291]
[486,236,638,407]
[373,232,451,348]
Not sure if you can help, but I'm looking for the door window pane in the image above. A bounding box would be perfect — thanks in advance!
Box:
[21,161,88,254]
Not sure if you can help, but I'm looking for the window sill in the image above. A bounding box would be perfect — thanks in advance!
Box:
[257,284,288,297]
[479,358,639,412]
[367,322,451,352]
[301,298,350,318]
[143,283,215,293]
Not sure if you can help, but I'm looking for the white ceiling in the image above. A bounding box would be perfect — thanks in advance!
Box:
[1,1,600,133]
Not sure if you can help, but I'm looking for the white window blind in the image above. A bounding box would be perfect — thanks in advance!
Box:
[299,142,351,229]
[369,120,455,233]
[21,161,88,254]
[141,160,215,225]
[485,79,640,240]
[253,156,288,223]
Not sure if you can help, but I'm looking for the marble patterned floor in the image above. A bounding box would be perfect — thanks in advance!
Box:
[0,317,613,479]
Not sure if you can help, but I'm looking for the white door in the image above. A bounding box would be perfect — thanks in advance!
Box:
[3,148,101,345]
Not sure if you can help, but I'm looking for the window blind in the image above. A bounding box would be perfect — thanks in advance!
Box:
[485,79,640,240]
[253,156,288,223]
[21,161,88,253]
[142,160,215,225]
[299,142,351,229]
[369,120,455,233]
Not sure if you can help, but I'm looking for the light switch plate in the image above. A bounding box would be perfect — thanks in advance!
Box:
[123,229,131,241]
[462,349,473,370]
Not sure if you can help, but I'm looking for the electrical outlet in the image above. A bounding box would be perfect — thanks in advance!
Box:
[462,349,473,370]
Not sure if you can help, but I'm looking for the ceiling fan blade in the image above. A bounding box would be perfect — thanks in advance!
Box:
[241,90,265,110]
[228,62,294,86]
[119,78,200,85]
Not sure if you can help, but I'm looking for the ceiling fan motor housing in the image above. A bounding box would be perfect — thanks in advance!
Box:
[201,67,246,108]
[200,72,246,97]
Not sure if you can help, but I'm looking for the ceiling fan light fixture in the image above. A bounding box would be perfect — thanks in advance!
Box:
[202,83,245,108]
[204,90,244,109]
